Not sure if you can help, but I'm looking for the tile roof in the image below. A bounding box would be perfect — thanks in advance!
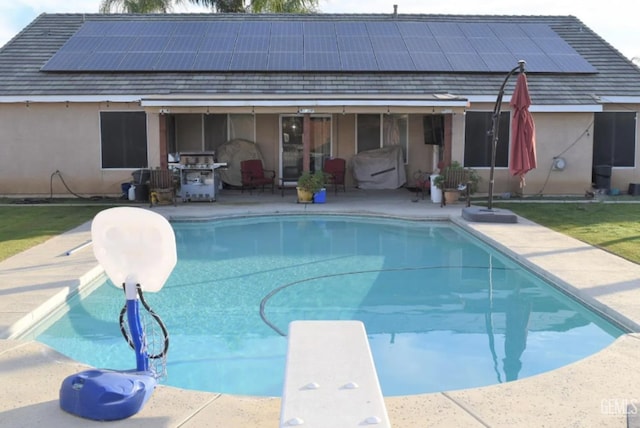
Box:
[1,13,640,105]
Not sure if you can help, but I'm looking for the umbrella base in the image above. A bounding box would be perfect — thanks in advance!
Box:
[462,207,518,223]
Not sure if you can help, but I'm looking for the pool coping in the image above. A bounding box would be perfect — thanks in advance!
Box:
[1,190,639,427]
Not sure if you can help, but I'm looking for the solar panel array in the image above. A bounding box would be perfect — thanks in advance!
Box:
[41,19,596,73]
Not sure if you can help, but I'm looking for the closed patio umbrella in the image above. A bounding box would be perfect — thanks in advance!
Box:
[509,72,537,189]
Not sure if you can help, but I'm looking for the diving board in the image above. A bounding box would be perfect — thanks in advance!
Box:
[280,320,390,428]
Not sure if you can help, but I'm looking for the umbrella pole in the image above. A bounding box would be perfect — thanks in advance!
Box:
[487,60,525,210]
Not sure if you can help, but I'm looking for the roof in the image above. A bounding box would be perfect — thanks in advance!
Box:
[1,13,640,106]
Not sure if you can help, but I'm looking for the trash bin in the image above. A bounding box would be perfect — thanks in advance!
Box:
[134,183,149,202]
[592,165,611,190]
[132,169,150,185]
[121,183,131,199]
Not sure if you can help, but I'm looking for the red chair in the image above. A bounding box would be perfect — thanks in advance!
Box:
[323,158,346,194]
[240,159,275,194]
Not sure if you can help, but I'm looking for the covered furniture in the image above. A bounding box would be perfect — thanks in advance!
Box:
[240,159,275,194]
[149,168,177,207]
[351,146,406,189]
[323,158,346,194]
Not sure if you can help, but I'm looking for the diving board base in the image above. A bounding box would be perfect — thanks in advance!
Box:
[280,320,390,428]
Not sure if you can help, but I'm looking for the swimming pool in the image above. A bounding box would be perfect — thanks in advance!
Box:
[35,215,623,396]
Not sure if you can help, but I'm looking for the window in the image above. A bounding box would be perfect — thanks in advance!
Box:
[100,111,148,169]
[464,111,510,168]
[593,112,636,167]
[357,113,408,162]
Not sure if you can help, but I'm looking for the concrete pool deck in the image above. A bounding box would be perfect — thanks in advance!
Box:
[1,188,640,427]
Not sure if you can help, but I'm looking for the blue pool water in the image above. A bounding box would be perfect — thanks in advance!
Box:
[35,215,624,396]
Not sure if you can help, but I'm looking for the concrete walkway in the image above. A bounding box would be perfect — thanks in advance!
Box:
[1,188,639,427]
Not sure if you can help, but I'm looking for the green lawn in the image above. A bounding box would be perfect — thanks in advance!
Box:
[492,202,640,264]
[1,202,639,265]
[0,206,110,261]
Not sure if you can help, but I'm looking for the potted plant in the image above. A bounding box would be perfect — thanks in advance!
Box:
[296,170,326,203]
[435,161,481,204]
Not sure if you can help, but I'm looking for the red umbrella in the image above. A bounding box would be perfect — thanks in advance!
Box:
[509,72,536,188]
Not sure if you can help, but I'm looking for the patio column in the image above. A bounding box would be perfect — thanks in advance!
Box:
[443,114,453,167]
[302,113,311,172]
[159,114,168,169]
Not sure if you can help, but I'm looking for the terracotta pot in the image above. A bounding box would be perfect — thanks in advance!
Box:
[444,190,460,204]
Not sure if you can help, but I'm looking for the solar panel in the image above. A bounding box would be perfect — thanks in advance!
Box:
[173,21,211,36]
[468,37,508,54]
[154,52,197,70]
[460,23,495,38]
[337,36,373,53]
[43,52,86,70]
[229,52,268,70]
[489,23,528,39]
[270,36,303,53]
[501,37,544,55]
[340,51,377,70]
[236,36,269,52]
[60,36,97,53]
[136,21,176,36]
[240,21,271,37]
[437,37,476,54]
[129,36,170,52]
[81,52,127,70]
[305,37,338,52]
[517,53,562,72]
[74,21,114,37]
[369,36,406,52]
[193,52,232,70]
[548,54,596,72]
[445,53,489,72]
[428,22,464,37]
[165,36,203,52]
[206,21,242,36]
[366,22,400,37]
[118,52,161,70]
[272,21,303,36]
[397,22,433,37]
[335,21,368,36]
[409,52,452,71]
[403,37,440,53]
[303,22,334,36]
[375,52,415,70]
[41,19,597,74]
[95,37,136,52]
[304,52,342,70]
[200,36,236,52]
[480,53,520,71]
[267,52,304,70]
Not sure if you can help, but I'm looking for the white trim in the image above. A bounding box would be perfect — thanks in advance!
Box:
[596,96,640,104]
[140,98,469,108]
[529,104,602,112]
[0,95,142,103]
[466,95,512,104]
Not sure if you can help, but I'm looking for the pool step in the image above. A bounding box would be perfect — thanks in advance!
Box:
[280,320,390,428]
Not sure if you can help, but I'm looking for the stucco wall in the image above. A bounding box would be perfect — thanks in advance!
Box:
[461,110,596,196]
[1,103,637,197]
[0,102,143,197]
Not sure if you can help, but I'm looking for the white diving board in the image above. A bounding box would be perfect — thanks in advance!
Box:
[280,320,391,427]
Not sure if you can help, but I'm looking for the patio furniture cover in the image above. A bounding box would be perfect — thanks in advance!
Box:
[351,146,406,189]
[217,139,265,187]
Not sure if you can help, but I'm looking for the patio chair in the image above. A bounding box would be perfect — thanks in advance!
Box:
[149,168,177,207]
[240,159,275,194]
[323,157,346,194]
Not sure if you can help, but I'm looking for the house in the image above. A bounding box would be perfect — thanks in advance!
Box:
[1,12,639,197]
